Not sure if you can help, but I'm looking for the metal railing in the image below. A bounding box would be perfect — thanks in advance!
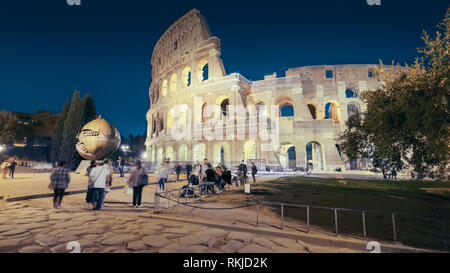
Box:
[256,201,449,250]
[152,182,448,251]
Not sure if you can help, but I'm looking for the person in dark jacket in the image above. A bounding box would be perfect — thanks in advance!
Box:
[238,160,248,184]
[185,163,193,181]
[175,163,182,181]
[200,163,217,194]
[251,162,257,183]
[8,160,17,179]
[85,160,96,203]
[48,161,70,209]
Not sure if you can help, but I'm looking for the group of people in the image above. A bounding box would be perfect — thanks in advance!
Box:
[1,159,17,179]
[173,159,258,196]
[47,157,258,210]
[48,158,148,210]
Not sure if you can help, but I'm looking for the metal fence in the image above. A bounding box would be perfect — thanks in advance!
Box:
[153,183,449,251]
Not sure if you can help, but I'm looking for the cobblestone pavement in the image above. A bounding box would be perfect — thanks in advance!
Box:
[0,201,361,253]
[0,172,362,253]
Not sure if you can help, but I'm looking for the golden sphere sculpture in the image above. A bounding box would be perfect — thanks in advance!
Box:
[75,117,121,160]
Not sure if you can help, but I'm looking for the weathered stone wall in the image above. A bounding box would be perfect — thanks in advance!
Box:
[145,10,384,171]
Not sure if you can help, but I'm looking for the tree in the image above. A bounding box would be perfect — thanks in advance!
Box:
[339,9,450,180]
[50,101,69,162]
[60,90,84,169]
[0,111,18,144]
[82,93,97,123]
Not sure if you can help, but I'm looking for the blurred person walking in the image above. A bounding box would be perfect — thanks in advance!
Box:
[89,160,111,211]
[127,160,148,207]
[1,160,9,179]
[48,161,70,209]
[157,160,169,191]
[85,160,96,203]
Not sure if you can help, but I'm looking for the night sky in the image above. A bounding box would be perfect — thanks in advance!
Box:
[0,0,448,136]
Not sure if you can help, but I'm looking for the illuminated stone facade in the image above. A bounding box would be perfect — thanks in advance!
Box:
[145,9,381,171]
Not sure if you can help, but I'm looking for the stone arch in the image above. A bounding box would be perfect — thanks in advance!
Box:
[161,79,168,97]
[181,67,191,87]
[157,147,164,166]
[193,143,206,163]
[165,145,174,162]
[170,73,178,92]
[276,96,295,117]
[213,142,230,167]
[196,59,209,82]
[306,141,325,170]
[345,88,357,98]
[279,142,296,170]
[178,144,188,162]
[325,101,341,123]
[201,103,208,123]
[307,103,317,120]
[243,140,257,162]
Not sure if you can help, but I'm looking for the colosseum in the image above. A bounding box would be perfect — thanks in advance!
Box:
[145,9,381,171]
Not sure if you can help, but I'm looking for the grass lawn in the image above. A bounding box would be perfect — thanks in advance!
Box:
[201,177,450,251]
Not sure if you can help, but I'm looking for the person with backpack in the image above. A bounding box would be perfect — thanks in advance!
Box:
[48,161,70,209]
[85,160,97,203]
[251,162,258,183]
[127,160,148,208]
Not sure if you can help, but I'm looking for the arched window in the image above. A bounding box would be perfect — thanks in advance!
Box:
[345,89,357,98]
[196,60,209,82]
[161,80,168,97]
[170,73,177,92]
[220,99,229,119]
[280,104,294,117]
[325,102,340,123]
[181,67,191,87]
[307,104,317,119]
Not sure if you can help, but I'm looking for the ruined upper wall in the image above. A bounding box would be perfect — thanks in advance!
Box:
[151,9,214,78]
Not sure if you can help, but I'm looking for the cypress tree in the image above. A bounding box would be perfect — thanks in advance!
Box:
[82,93,97,123]
[50,101,69,163]
[60,90,84,169]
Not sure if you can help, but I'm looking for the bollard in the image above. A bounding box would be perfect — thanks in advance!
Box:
[334,209,338,236]
[256,204,260,227]
[392,213,397,243]
[306,206,310,233]
[362,211,367,240]
[281,203,284,230]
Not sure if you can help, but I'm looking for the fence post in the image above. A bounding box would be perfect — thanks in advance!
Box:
[443,217,447,251]
[334,209,338,236]
[362,211,367,240]
[392,213,397,243]
[256,204,260,227]
[153,192,159,214]
[168,192,171,209]
[177,189,180,204]
[306,206,310,233]
[281,203,284,230]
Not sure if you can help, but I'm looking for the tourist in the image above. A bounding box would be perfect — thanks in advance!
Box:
[175,162,182,181]
[221,166,232,189]
[1,160,9,179]
[214,163,223,191]
[85,160,96,203]
[48,161,70,209]
[127,160,148,207]
[89,160,111,210]
[117,156,125,177]
[102,158,114,207]
[200,163,216,194]
[239,160,248,184]
[392,168,397,180]
[185,163,193,181]
[8,159,17,179]
[251,162,257,183]
[157,160,169,191]
[202,159,208,179]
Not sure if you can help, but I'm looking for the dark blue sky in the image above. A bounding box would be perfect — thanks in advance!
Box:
[0,0,448,136]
